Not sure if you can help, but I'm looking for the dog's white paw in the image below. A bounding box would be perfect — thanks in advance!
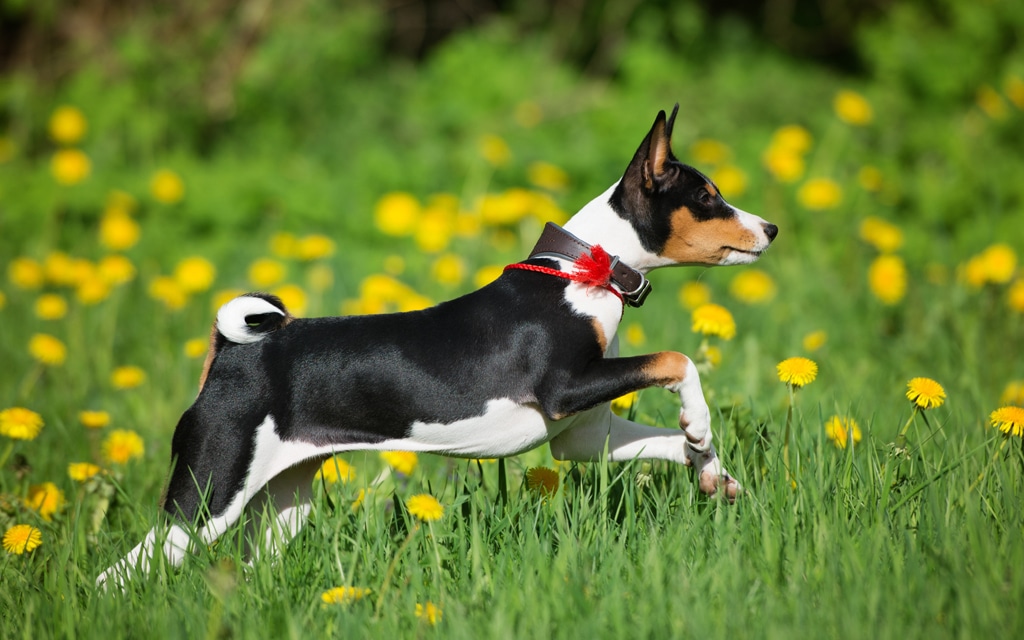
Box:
[680,406,712,451]
[689,444,742,503]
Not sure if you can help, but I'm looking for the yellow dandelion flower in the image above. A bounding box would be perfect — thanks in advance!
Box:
[269,232,298,259]
[710,165,747,198]
[148,276,188,310]
[321,586,371,605]
[802,330,827,352]
[624,322,646,347]
[770,125,813,155]
[398,291,432,313]
[315,456,356,484]
[99,211,141,251]
[478,189,532,226]
[691,303,736,340]
[3,524,42,555]
[690,138,731,166]
[976,85,1008,120]
[150,169,185,204]
[979,243,1017,284]
[859,217,904,253]
[271,284,307,317]
[797,178,843,210]
[174,256,216,294]
[527,161,570,191]
[111,365,146,390]
[184,337,209,359]
[415,602,443,626]
[406,493,444,522]
[761,146,805,183]
[529,191,568,226]
[43,251,78,286]
[68,462,103,482]
[473,265,505,289]
[868,254,907,305]
[8,256,45,289]
[51,148,91,185]
[906,377,946,410]
[479,134,511,167]
[49,106,88,144]
[525,467,560,497]
[824,415,862,449]
[729,269,777,305]
[1009,280,1024,313]
[431,254,465,286]
[0,291,5,310]
[297,235,335,261]
[73,276,108,305]
[381,451,418,476]
[415,207,454,253]
[776,357,818,388]
[307,263,334,293]
[351,488,369,512]
[102,429,145,464]
[1005,75,1024,109]
[857,165,884,192]
[611,391,639,415]
[29,333,67,366]
[25,482,65,521]
[1001,380,1024,407]
[97,254,136,286]
[678,281,711,310]
[990,406,1024,438]
[0,407,44,440]
[705,345,723,368]
[35,294,68,320]
[833,90,874,126]
[374,193,421,237]
[79,410,110,429]
[248,258,287,288]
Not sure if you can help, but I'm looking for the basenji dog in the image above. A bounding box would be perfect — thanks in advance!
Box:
[97,105,777,588]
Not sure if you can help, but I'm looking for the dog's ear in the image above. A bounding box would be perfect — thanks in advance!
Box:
[628,108,678,191]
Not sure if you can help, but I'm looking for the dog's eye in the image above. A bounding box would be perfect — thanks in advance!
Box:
[698,188,713,205]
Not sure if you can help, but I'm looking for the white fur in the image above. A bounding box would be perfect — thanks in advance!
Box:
[216,295,285,344]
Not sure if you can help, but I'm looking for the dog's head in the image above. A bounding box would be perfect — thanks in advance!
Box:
[609,105,777,267]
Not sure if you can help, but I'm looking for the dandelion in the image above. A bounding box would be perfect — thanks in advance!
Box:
[102,429,145,464]
[761,146,805,183]
[1001,380,1024,406]
[49,106,87,144]
[150,169,185,204]
[79,410,110,429]
[802,330,827,352]
[678,281,712,310]
[148,276,188,310]
[833,90,874,126]
[296,235,335,261]
[51,149,91,185]
[525,467,560,497]
[473,265,505,288]
[321,586,371,605]
[374,192,421,237]
[8,257,45,289]
[406,493,444,522]
[824,416,862,449]
[0,407,44,440]
[415,207,454,253]
[906,377,946,410]
[710,165,747,198]
[269,232,299,259]
[990,406,1024,438]
[859,217,904,253]
[1006,75,1024,109]
[431,254,465,286]
[691,303,736,340]
[777,357,818,389]
[381,450,418,476]
[3,524,42,555]
[35,294,68,320]
[976,85,1008,120]
[315,456,356,484]
[868,254,907,305]
[351,488,369,511]
[624,323,646,347]
[99,211,141,251]
[97,254,136,286]
[25,482,65,521]
[184,338,209,359]
[111,366,146,390]
[979,243,1017,284]
[271,284,307,317]
[770,125,813,154]
[690,138,731,166]
[729,269,776,305]
[797,178,842,210]
[174,256,216,293]
[68,462,103,482]
[479,134,511,166]
[1009,280,1024,313]
[307,264,334,293]
[611,391,639,415]
[415,602,443,626]
[248,258,287,288]
[29,333,67,366]
[44,251,78,286]
[527,161,569,191]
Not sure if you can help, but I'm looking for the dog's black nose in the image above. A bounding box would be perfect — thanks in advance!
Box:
[763,223,779,242]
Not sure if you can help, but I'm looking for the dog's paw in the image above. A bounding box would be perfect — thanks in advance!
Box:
[690,445,742,503]
[679,406,712,451]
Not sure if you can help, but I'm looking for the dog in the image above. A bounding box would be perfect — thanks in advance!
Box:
[97,105,777,587]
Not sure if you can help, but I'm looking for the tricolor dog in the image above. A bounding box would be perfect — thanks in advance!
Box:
[97,105,777,587]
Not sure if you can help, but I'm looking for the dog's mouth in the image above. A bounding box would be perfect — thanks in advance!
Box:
[724,246,765,258]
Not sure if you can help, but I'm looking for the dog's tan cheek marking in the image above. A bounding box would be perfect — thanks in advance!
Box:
[661,208,753,264]
[198,324,218,392]
[644,351,690,387]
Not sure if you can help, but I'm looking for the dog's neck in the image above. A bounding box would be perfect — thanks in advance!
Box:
[562,182,672,274]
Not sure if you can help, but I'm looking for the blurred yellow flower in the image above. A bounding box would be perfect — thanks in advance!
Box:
[678,281,712,310]
[35,294,68,320]
[374,193,421,237]
[415,602,443,626]
[307,264,334,293]
[691,303,736,340]
[97,254,136,286]
[859,217,904,253]
[248,258,286,288]
[479,189,533,226]
[525,467,560,497]
[1000,380,1024,406]
[315,456,356,484]
[111,365,146,390]
[29,333,67,366]
[906,377,946,410]
[381,450,418,476]
[80,277,114,305]
[797,178,843,210]
[710,165,747,198]
[431,254,465,286]
[770,125,813,154]
[857,165,884,192]
[48,106,87,144]
[148,276,188,310]
[976,85,1008,120]
[990,406,1024,438]
[802,330,827,352]
[8,257,45,289]
[0,291,5,310]
[705,345,723,368]
[824,416,862,449]
[479,134,511,167]
[473,265,505,288]
[68,462,103,482]
[611,391,639,415]
[415,207,454,253]
[1,407,44,440]
[833,90,874,126]
[527,161,569,191]
[184,337,209,359]
[1009,279,1024,313]
[529,191,569,226]
[272,284,307,317]
[44,252,78,286]
[3,524,42,555]
[729,269,776,305]
[351,487,369,511]
[960,256,988,289]
[79,410,110,429]
[690,138,731,166]
[406,493,444,522]
[1005,75,1024,110]
[269,232,298,259]
[150,169,185,204]
[102,429,145,464]
[321,586,371,606]
[0,136,14,163]
[868,254,907,305]
[99,212,141,251]
[25,482,65,521]
[624,322,646,347]
[174,256,216,293]
[777,357,818,388]
[51,149,91,185]
[761,146,805,183]
[979,243,1017,284]
[297,235,335,261]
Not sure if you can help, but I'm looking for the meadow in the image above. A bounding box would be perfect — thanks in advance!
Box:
[2,2,1024,638]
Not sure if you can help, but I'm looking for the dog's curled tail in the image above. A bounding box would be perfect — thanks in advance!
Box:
[216,293,291,344]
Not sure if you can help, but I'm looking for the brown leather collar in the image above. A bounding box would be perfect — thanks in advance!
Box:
[526,222,652,307]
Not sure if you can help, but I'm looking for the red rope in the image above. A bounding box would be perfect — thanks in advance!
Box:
[504,249,625,305]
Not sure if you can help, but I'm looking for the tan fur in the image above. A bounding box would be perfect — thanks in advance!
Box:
[661,207,760,265]
[705,183,718,198]
[591,318,608,353]
[197,324,219,392]
[644,351,690,387]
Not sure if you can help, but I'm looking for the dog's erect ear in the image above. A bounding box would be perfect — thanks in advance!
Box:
[629,107,679,191]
